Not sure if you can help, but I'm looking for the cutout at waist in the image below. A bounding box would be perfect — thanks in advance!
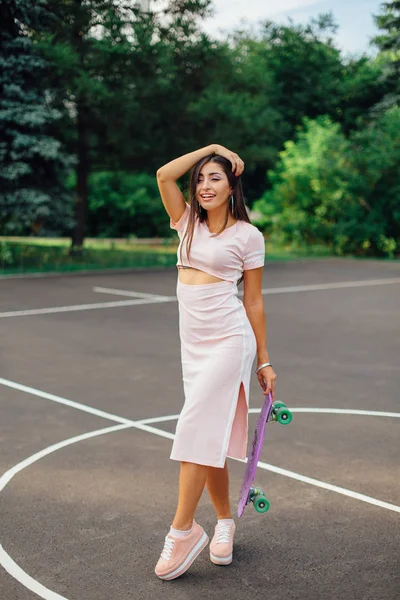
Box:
[177,265,228,285]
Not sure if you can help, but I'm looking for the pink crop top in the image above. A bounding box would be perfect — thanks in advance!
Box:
[170,203,265,283]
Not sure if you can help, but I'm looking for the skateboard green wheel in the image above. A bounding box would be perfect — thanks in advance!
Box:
[276,407,292,425]
[254,495,270,513]
[272,401,286,410]
[272,401,287,421]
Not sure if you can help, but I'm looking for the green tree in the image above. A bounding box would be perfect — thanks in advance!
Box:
[36,0,141,251]
[36,0,214,251]
[339,106,400,257]
[112,2,221,174]
[189,14,345,201]
[372,0,400,109]
[0,0,74,236]
[187,41,282,201]
[338,55,391,134]
[261,14,343,130]
[253,110,400,257]
[253,116,350,247]
[79,171,171,238]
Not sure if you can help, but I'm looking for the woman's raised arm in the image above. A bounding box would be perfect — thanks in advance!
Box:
[156,144,218,223]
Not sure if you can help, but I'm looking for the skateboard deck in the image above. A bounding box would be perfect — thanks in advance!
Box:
[237,393,292,517]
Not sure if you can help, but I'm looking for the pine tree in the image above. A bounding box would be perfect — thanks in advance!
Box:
[374,1,400,52]
[372,0,400,108]
[0,0,74,236]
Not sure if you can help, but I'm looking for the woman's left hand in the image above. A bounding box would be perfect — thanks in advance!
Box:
[257,366,277,399]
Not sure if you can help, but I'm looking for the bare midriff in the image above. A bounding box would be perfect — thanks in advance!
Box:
[177,266,226,285]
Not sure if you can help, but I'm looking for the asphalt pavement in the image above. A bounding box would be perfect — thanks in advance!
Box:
[1,258,399,600]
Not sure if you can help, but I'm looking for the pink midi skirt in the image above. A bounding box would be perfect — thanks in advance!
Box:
[170,279,257,468]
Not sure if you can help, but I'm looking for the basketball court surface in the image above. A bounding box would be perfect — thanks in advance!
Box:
[1,258,399,600]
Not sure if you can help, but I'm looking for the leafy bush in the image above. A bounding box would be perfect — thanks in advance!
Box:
[338,106,400,257]
[253,116,350,247]
[253,109,400,257]
[72,171,171,239]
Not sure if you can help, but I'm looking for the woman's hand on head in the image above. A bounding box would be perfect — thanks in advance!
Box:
[257,366,277,400]
[214,145,245,177]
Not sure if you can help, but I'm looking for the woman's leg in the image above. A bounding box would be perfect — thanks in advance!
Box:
[205,461,232,519]
[172,461,209,530]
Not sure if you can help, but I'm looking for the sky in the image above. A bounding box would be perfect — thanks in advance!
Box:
[201,0,383,56]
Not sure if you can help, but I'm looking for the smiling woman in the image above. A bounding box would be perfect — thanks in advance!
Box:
[155,144,276,580]
[176,153,254,286]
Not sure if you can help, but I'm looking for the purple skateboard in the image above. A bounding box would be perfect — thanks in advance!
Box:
[237,393,292,517]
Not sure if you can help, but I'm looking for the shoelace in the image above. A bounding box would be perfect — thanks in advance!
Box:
[216,522,232,544]
[160,536,175,560]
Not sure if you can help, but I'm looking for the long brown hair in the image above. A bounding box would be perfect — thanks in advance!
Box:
[179,155,251,280]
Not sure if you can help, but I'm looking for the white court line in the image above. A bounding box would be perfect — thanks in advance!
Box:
[0,377,175,442]
[259,277,400,295]
[245,459,400,513]
[139,407,400,424]
[0,378,132,425]
[0,422,132,600]
[0,423,132,493]
[1,379,399,599]
[0,296,173,318]
[135,421,400,514]
[1,376,399,513]
[0,545,67,600]
[95,278,400,299]
[272,407,400,418]
[1,277,399,319]
[93,286,174,300]
[1,422,398,600]
[2,374,399,429]
[0,377,174,443]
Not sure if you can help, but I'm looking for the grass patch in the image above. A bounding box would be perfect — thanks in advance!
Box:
[0,236,176,250]
[0,240,178,274]
[0,238,333,276]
